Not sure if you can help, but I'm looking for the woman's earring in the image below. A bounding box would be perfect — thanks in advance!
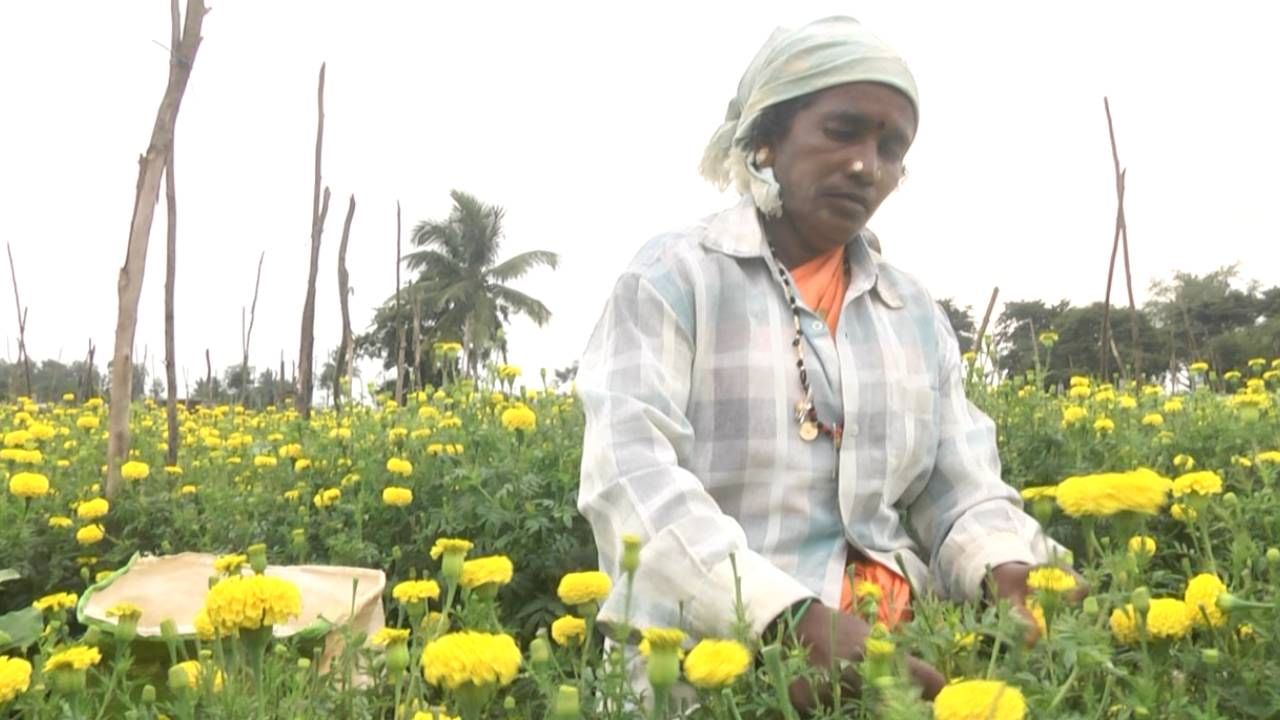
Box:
[754,147,771,167]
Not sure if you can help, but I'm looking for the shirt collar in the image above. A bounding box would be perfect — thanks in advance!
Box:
[699,197,904,310]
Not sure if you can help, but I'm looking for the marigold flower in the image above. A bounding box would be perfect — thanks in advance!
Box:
[1127,535,1157,557]
[8,471,49,498]
[1184,573,1227,628]
[932,679,1026,720]
[1093,417,1115,434]
[558,571,612,605]
[1163,398,1184,413]
[370,627,412,646]
[1026,567,1076,593]
[1257,451,1280,465]
[1170,503,1197,522]
[1019,485,1056,502]
[33,591,78,613]
[855,580,883,601]
[312,487,341,509]
[429,538,474,560]
[43,646,102,672]
[214,553,247,575]
[1140,413,1164,427]
[1109,604,1138,644]
[294,458,312,472]
[386,457,413,477]
[76,524,105,545]
[1054,468,1172,517]
[48,515,73,529]
[551,615,587,646]
[1069,376,1090,388]
[253,455,278,468]
[180,484,197,495]
[121,460,150,480]
[421,631,521,689]
[1172,471,1223,498]
[172,659,224,692]
[106,602,142,620]
[1037,330,1058,346]
[500,405,537,432]
[2,430,31,447]
[460,555,514,590]
[1142,598,1192,639]
[1060,405,1087,426]
[202,574,302,633]
[683,638,752,689]
[0,656,32,704]
[74,415,98,431]
[382,486,413,507]
[393,579,441,605]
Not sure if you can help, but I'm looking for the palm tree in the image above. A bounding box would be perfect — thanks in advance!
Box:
[403,191,558,376]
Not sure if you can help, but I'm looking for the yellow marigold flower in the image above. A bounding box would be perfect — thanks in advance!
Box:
[180,484,197,495]
[253,455,278,468]
[500,405,537,432]
[496,364,521,380]
[932,679,1027,720]
[410,428,432,440]
[312,487,341,509]
[48,515,73,529]
[76,524,105,545]
[558,571,612,605]
[429,538,474,560]
[1092,389,1116,404]
[1256,451,1280,465]
[1060,405,1087,426]
[421,631,522,689]
[1170,503,1197,522]
[386,457,413,477]
[1172,471,1223,497]
[393,579,441,605]
[42,646,102,673]
[193,609,216,640]
[682,638,751,689]
[75,415,100,430]
[1163,398,1184,413]
[387,427,408,441]
[165,465,184,476]
[370,627,412,646]
[1188,361,1209,373]
[1117,395,1138,409]
[551,615,587,646]
[1019,485,1057,501]
[438,417,462,429]
[1109,604,1138,644]
[1141,413,1164,427]
[1026,567,1076,593]
[1067,385,1090,399]
[953,632,978,650]
[1273,358,1280,369]
[1038,330,1059,346]
[1054,468,1172,517]
[1250,377,1270,390]
[105,602,142,621]
[294,458,312,472]
[121,460,150,481]
[203,574,302,633]
[0,655,32,704]
[1127,535,1157,557]
[2,430,31,447]
[1146,598,1192,639]
[282,489,301,502]
[855,580,883,601]
[277,443,303,459]
[382,486,413,507]
[1223,370,1243,382]
[1069,375,1090,388]
[33,591,78,613]
[1172,453,1195,470]
[8,471,49,498]
[1184,573,1227,628]
[172,659,224,692]
[642,628,687,651]
[460,555,514,590]
[1238,623,1256,640]
[1093,417,1115,434]
[1248,357,1267,368]
[418,406,441,421]
[1232,454,1254,468]
[214,554,247,575]
[1025,599,1047,637]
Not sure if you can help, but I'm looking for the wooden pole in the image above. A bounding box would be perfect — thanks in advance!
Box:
[295,62,329,419]
[163,0,180,466]
[974,286,1000,359]
[240,252,265,407]
[335,195,356,409]
[106,0,206,498]
[6,244,32,398]
[412,295,422,392]
[394,201,406,405]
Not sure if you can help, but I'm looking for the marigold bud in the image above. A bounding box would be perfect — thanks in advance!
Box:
[1267,547,1280,565]
[1131,586,1151,613]
[552,685,581,720]
[621,534,642,575]
[1201,648,1220,666]
[168,664,192,691]
[141,684,157,703]
[386,640,410,676]
[1082,596,1099,616]
[646,647,679,689]
[530,635,551,669]
[248,543,268,574]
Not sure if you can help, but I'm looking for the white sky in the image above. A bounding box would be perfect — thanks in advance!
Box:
[3,2,1278,392]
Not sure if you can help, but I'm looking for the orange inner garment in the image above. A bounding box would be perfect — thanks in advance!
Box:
[790,245,912,629]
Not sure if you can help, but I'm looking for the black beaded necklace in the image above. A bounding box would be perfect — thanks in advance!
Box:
[764,242,847,450]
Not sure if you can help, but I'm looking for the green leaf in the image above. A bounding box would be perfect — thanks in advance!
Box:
[0,606,42,651]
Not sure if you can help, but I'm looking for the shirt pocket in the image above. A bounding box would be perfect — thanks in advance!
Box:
[885,375,939,503]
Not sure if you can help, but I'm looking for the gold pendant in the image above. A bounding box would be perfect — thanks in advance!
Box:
[799,421,819,442]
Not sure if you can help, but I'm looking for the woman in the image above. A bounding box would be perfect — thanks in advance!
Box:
[577,16,1074,706]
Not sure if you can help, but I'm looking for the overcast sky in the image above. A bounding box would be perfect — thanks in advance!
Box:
[3,2,1278,394]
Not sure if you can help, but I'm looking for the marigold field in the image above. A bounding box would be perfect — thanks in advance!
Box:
[3,361,1280,719]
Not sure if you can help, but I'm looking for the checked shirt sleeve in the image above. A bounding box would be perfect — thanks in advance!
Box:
[907,305,1067,601]
[576,271,815,639]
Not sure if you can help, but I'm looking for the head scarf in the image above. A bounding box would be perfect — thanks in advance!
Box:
[699,16,919,217]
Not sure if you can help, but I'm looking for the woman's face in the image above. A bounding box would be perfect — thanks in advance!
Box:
[760,82,916,255]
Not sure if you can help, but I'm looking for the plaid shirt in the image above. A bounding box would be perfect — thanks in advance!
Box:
[577,198,1060,639]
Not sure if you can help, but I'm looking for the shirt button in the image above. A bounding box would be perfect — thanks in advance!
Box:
[847,423,860,437]
[811,320,824,331]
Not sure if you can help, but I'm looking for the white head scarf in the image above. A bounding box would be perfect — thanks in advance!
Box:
[699,16,919,217]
